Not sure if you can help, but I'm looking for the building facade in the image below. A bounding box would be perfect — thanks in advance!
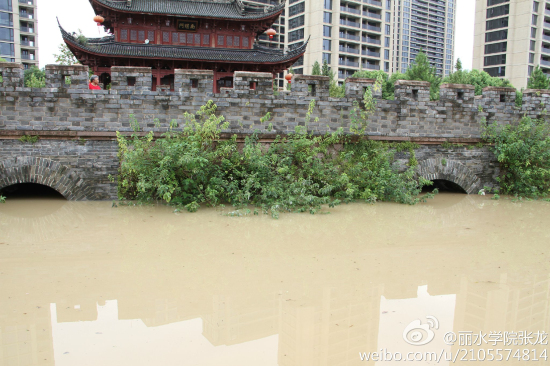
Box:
[0,0,38,68]
[62,0,306,92]
[284,0,456,80]
[473,0,549,89]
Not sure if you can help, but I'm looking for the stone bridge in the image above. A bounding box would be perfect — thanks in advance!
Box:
[1,63,548,199]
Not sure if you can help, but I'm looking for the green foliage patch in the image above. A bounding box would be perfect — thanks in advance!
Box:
[482,116,550,199]
[18,135,39,144]
[116,101,432,218]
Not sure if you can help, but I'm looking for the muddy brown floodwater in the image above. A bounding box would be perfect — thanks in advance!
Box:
[0,194,549,366]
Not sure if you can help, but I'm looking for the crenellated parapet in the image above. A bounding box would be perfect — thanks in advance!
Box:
[1,64,549,139]
[0,62,24,89]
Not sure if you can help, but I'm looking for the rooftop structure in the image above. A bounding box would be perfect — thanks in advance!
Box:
[61,0,305,91]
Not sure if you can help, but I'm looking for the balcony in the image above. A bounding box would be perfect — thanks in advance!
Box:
[362,50,380,57]
[546,9,550,16]
[363,37,381,45]
[21,54,35,60]
[20,40,35,47]
[362,24,381,32]
[542,46,550,55]
[340,19,361,28]
[19,0,34,4]
[339,33,360,41]
[19,12,34,19]
[544,34,550,42]
[540,59,550,67]
[363,63,380,70]
[544,21,550,29]
[363,11,381,19]
[363,0,382,7]
[20,26,34,33]
[340,6,361,15]
[339,60,360,68]
[339,46,360,54]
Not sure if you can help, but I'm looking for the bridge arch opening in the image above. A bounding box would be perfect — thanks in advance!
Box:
[416,158,482,195]
[423,179,467,194]
[0,183,66,199]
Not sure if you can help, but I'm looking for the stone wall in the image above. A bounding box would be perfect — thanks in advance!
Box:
[0,64,547,138]
[0,64,541,199]
[0,139,117,200]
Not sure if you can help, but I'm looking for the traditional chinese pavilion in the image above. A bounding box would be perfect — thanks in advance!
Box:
[60,0,307,92]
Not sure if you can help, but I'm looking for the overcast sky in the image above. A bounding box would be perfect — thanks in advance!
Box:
[38,0,476,70]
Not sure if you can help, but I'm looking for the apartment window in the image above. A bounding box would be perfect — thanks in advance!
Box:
[528,65,534,76]
[385,25,390,35]
[529,53,535,63]
[385,12,390,22]
[384,49,389,60]
[484,66,506,77]
[533,1,539,12]
[486,17,508,30]
[530,40,536,51]
[324,0,332,10]
[532,14,538,26]
[0,27,13,42]
[289,28,304,42]
[289,15,304,30]
[384,62,389,72]
[323,12,332,24]
[289,41,304,50]
[323,39,331,51]
[485,41,507,54]
[289,2,305,17]
[386,0,391,9]
[0,0,12,11]
[0,42,14,56]
[486,4,509,18]
[0,12,12,27]
[322,53,331,64]
[485,29,507,42]
[487,0,509,6]
[385,36,390,47]
[531,27,537,38]
[484,54,506,66]
[323,25,331,37]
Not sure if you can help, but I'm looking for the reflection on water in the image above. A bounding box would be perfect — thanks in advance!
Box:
[0,194,549,365]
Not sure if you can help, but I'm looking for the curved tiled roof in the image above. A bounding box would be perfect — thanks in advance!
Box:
[60,24,307,64]
[90,0,285,20]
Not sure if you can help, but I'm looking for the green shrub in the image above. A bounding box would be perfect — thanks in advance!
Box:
[24,66,45,88]
[482,116,550,198]
[19,135,39,144]
[116,101,431,217]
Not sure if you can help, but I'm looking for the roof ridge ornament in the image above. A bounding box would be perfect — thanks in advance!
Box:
[126,0,131,7]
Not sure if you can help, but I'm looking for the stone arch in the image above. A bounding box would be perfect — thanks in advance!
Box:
[417,158,482,194]
[0,157,97,200]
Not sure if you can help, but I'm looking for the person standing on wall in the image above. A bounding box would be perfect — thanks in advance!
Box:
[89,75,101,90]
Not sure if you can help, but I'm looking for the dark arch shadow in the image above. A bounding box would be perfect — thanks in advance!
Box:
[0,183,66,199]
[417,159,482,194]
[0,157,97,200]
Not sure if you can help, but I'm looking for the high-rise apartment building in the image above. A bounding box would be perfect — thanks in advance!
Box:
[0,0,38,69]
[284,0,456,81]
[473,0,548,89]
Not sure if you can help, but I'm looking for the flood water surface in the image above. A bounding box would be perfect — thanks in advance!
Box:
[0,194,549,365]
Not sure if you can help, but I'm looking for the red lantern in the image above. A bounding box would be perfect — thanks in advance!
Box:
[266,28,276,39]
[94,15,105,26]
[285,73,293,84]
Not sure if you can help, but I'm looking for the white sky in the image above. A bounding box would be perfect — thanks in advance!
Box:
[38,0,476,70]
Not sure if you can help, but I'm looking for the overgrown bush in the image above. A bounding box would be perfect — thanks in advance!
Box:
[117,101,431,217]
[481,116,550,198]
[24,66,45,88]
[443,60,513,96]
